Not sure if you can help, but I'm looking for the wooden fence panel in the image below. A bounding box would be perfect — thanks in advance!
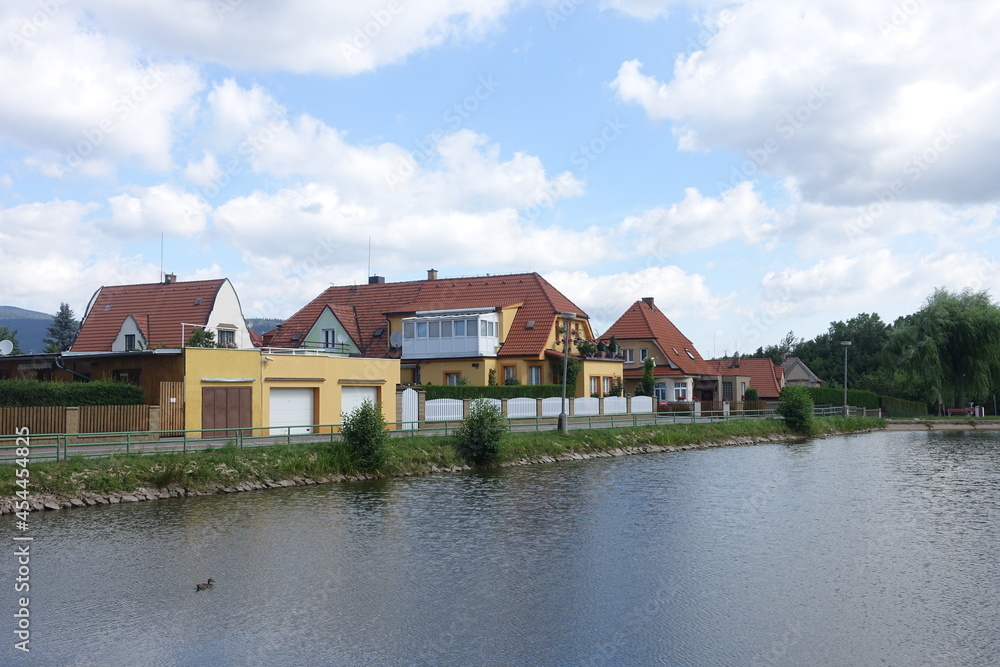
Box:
[159,381,184,434]
[0,406,66,436]
[79,405,149,433]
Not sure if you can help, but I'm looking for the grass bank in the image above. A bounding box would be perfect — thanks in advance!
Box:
[1,416,883,500]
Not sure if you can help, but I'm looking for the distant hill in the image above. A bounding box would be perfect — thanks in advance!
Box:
[0,306,54,354]
[246,318,283,333]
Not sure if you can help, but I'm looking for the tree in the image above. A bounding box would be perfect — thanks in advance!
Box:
[747,330,801,365]
[0,325,21,355]
[883,288,1000,408]
[795,313,889,389]
[454,399,508,466]
[777,385,815,436]
[187,328,217,348]
[634,357,656,397]
[549,356,581,393]
[43,303,79,352]
[340,399,388,472]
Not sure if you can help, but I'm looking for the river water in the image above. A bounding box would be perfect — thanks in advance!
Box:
[3,429,999,665]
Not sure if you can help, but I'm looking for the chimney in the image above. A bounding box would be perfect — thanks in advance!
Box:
[368,275,385,284]
[164,273,177,285]
[427,268,438,280]
[641,297,654,307]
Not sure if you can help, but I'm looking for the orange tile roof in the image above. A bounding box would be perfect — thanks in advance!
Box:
[603,299,717,375]
[706,357,784,399]
[266,272,587,358]
[71,279,227,351]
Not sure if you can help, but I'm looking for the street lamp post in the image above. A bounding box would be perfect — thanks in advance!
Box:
[558,312,576,434]
[841,340,852,416]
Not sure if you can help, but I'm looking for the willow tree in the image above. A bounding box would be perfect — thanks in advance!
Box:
[883,288,1000,408]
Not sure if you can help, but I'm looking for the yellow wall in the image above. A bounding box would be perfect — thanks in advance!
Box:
[183,348,400,432]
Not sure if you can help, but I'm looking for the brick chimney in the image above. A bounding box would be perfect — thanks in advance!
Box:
[164,273,177,285]
[427,268,438,280]
[641,297,654,307]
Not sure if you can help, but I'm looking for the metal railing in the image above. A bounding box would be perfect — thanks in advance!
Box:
[0,404,876,464]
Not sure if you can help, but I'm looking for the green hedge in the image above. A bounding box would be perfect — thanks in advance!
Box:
[805,386,879,409]
[422,384,564,400]
[879,395,928,418]
[0,380,145,407]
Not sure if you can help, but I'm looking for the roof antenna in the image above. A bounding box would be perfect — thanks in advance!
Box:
[160,232,164,282]
[367,236,371,278]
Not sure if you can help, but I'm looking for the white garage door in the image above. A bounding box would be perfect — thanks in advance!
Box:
[341,386,379,421]
[269,388,314,435]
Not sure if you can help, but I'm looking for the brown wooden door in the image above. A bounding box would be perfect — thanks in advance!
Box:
[201,387,252,439]
[159,381,185,435]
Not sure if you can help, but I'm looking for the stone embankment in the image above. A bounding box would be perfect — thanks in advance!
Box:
[2,431,806,514]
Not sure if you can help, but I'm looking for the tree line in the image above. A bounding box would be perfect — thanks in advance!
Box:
[746,288,1000,411]
[0,303,79,355]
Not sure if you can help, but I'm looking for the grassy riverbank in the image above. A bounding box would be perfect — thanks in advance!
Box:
[1,416,883,499]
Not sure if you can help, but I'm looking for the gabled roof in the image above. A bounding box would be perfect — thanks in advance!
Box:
[782,356,821,384]
[71,279,227,352]
[707,357,784,399]
[266,272,587,358]
[603,299,716,375]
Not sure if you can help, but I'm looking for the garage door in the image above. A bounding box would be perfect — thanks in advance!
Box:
[341,386,379,421]
[269,388,314,435]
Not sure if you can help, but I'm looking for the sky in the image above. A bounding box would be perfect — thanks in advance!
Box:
[1,0,998,358]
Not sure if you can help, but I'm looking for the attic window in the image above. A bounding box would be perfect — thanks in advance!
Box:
[291,333,301,341]
[373,327,385,338]
[103,304,111,311]
[525,320,535,329]
[672,348,678,354]
[194,298,202,305]
[685,348,695,359]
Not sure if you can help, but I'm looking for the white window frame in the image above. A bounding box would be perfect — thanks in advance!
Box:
[624,348,634,363]
[124,334,135,352]
[528,366,541,385]
[674,381,688,401]
[322,328,335,348]
[654,382,667,402]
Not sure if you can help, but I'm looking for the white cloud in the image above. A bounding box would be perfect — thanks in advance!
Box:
[103,185,210,239]
[0,200,161,313]
[0,6,202,176]
[623,182,782,251]
[183,152,222,186]
[547,266,736,336]
[612,0,1000,205]
[83,0,515,76]
[600,0,679,20]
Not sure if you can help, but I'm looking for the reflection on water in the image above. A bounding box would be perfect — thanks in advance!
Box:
[3,430,999,665]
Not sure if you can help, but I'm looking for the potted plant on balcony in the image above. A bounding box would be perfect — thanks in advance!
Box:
[576,338,598,357]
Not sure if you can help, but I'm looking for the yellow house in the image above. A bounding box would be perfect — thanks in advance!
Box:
[61,347,400,435]
[186,348,399,435]
[263,270,624,396]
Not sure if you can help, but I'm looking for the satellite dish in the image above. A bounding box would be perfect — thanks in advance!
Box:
[0,340,12,356]
[337,333,348,344]
[389,331,402,348]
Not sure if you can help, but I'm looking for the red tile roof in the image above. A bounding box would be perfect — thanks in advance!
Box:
[706,357,784,399]
[266,272,587,358]
[71,279,227,351]
[603,299,717,375]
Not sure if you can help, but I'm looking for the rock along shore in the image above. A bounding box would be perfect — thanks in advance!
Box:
[2,431,819,515]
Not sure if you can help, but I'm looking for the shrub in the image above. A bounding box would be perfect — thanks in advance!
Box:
[340,399,388,472]
[0,379,144,407]
[503,377,521,386]
[454,399,508,466]
[805,386,878,409]
[635,357,655,397]
[777,385,815,436]
[744,387,759,402]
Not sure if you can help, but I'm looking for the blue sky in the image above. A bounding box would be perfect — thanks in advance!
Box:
[2,0,997,358]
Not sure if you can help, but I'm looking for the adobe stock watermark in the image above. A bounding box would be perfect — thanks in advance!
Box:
[7,0,71,51]
[845,126,959,242]
[878,0,926,37]
[383,75,501,190]
[56,65,171,177]
[213,0,244,19]
[12,427,33,653]
[521,116,627,221]
[197,119,289,202]
[340,0,403,62]
[741,287,793,348]
[717,84,832,195]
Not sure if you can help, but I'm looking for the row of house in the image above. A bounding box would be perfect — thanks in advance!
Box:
[1,269,810,435]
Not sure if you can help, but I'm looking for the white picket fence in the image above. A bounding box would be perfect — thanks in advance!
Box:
[422,394,657,422]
